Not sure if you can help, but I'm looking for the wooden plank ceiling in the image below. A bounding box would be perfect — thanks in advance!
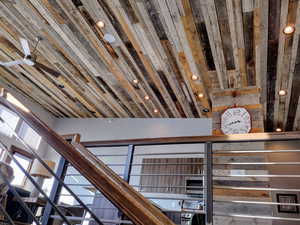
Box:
[0,0,300,131]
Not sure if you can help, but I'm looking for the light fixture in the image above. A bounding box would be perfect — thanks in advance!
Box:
[202,108,209,113]
[154,109,159,114]
[96,20,105,28]
[283,25,295,35]
[144,95,150,100]
[276,128,282,132]
[278,90,287,96]
[191,74,199,81]
[197,93,204,98]
[6,93,30,113]
[133,79,139,84]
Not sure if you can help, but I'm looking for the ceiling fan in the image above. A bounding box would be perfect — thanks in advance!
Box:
[0,38,61,78]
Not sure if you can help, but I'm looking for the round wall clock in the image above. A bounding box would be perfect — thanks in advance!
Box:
[221,107,251,135]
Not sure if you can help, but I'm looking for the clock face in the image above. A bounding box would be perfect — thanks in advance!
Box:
[221,107,251,135]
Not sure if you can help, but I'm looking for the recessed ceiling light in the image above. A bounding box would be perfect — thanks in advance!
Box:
[96,21,105,28]
[154,109,159,114]
[202,108,209,113]
[144,95,150,100]
[275,128,282,132]
[198,93,204,98]
[283,25,295,35]
[278,90,287,96]
[191,74,199,81]
[104,33,116,43]
[133,79,139,84]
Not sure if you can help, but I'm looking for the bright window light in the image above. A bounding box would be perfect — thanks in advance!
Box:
[19,122,41,150]
[0,107,20,137]
[10,153,32,186]
[6,93,30,113]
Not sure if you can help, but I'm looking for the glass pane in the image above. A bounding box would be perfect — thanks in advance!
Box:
[19,122,41,149]
[0,108,20,137]
[10,153,31,186]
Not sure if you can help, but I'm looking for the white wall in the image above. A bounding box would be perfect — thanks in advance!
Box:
[53,118,212,141]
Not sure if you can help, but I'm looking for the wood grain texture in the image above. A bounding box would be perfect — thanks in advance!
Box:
[0,0,298,129]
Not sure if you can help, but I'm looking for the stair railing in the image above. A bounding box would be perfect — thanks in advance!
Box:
[0,116,104,225]
[0,96,175,225]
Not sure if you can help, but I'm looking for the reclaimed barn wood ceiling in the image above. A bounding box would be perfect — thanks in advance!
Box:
[0,0,300,131]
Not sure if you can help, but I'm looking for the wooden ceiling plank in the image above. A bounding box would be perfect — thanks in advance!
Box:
[273,0,298,130]
[133,4,193,117]
[55,1,157,118]
[283,1,300,129]
[144,0,199,117]
[27,0,142,117]
[114,0,183,117]
[226,0,248,88]
[0,67,69,117]
[180,0,213,113]
[150,0,200,117]
[199,0,228,89]
[127,0,194,117]
[293,96,300,131]
[0,38,87,118]
[104,0,181,117]
[78,2,168,117]
[0,3,91,118]
[253,0,269,122]
[89,0,169,117]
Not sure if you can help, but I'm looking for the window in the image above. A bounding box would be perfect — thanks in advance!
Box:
[10,151,33,186]
[19,122,41,150]
[0,106,20,137]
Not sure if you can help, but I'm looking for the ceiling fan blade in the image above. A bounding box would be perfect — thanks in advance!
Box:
[34,62,61,78]
[23,59,35,66]
[20,38,31,56]
[0,60,24,67]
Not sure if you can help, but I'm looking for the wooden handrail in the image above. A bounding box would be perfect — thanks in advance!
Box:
[81,131,300,147]
[0,97,175,225]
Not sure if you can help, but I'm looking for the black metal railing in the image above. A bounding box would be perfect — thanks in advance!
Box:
[2,95,300,224]
[80,136,300,225]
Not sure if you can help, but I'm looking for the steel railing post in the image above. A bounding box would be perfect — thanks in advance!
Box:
[205,142,213,225]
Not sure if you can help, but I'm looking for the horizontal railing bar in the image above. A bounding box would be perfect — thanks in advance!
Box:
[131,185,204,189]
[214,200,300,206]
[134,152,203,156]
[65,184,204,189]
[213,162,300,165]
[66,173,203,177]
[81,131,300,147]
[131,174,203,176]
[147,196,203,201]
[50,216,133,224]
[131,163,205,166]
[214,174,300,178]
[214,150,300,154]
[213,213,300,221]
[164,209,205,214]
[56,205,117,210]
[59,194,203,201]
[214,186,300,192]
[65,173,124,177]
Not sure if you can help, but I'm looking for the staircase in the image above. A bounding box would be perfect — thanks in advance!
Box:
[2,96,300,225]
[0,97,175,225]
